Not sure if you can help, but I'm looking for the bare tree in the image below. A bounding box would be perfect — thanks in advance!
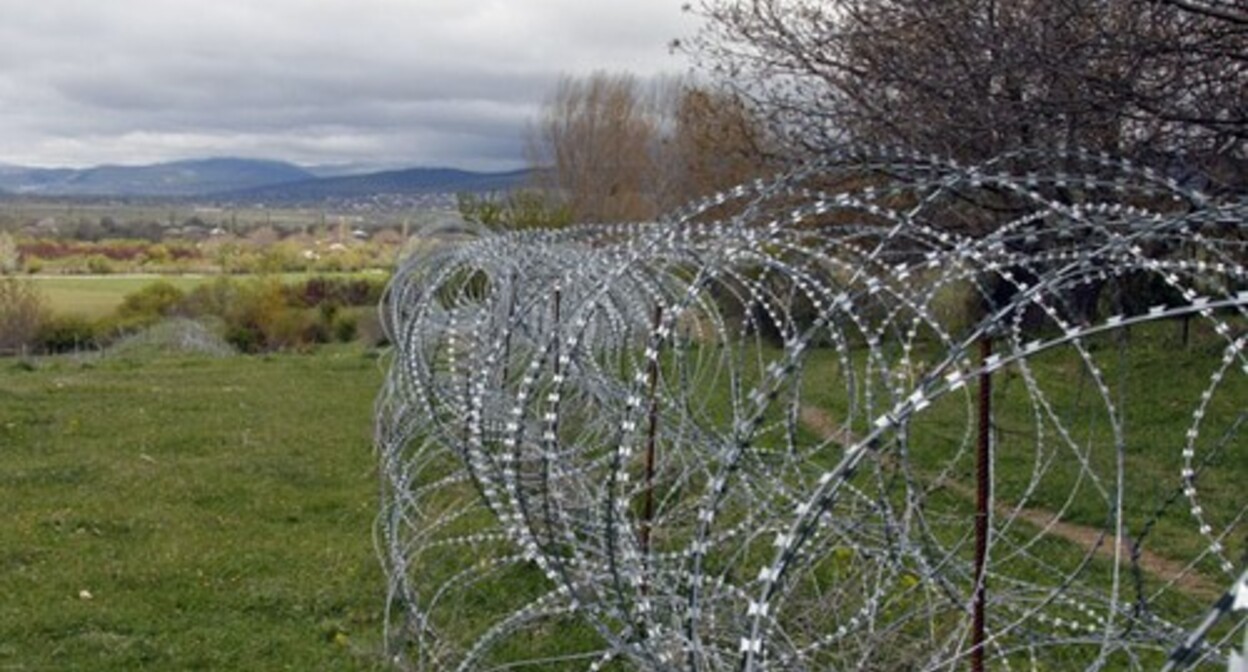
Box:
[528,72,667,222]
[528,72,774,223]
[673,86,774,198]
[682,0,1247,189]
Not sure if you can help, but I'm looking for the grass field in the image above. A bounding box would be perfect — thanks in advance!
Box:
[29,275,214,318]
[29,272,389,318]
[0,346,389,670]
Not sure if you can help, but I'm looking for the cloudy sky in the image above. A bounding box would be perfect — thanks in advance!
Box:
[0,0,700,170]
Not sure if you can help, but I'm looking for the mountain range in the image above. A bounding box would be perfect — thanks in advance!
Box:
[0,158,532,202]
[224,166,534,204]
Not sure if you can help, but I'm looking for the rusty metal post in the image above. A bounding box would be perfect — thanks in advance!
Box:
[972,335,992,672]
[640,305,663,563]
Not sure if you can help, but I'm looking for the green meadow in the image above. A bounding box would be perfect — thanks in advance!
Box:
[29,275,213,319]
[0,347,389,670]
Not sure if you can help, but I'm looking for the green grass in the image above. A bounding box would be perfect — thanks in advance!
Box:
[899,320,1248,568]
[0,346,389,670]
[30,275,212,318]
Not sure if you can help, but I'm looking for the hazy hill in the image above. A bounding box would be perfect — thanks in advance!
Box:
[0,159,533,202]
[0,158,313,197]
[222,166,533,203]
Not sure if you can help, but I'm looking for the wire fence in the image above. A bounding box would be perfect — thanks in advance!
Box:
[375,147,1247,670]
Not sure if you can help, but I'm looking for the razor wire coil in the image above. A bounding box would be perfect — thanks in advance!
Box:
[376,148,1247,671]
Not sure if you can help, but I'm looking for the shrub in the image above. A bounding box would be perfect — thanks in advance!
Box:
[117,281,186,324]
[36,315,99,353]
[289,276,387,309]
[262,308,317,351]
[179,277,241,317]
[86,255,115,274]
[225,323,263,353]
[332,311,359,343]
[194,278,314,353]
[457,190,574,230]
[216,279,283,352]
[0,277,48,354]
[172,275,387,352]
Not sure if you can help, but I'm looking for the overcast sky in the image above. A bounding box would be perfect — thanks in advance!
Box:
[0,0,699,170]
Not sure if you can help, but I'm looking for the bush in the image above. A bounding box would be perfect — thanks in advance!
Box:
[289,276,386,308]
[161,275,388,352]
[225,323,263,353]
[36,315,100,353]
[117,281,186,324]
[217,279,285,352]
[86,255,115,274]
[0,277,48,354]
[332,311,359,343]
[191,278,314,353]
[457,190,574,230]
[179,277,241,317]
[261,308,317,351]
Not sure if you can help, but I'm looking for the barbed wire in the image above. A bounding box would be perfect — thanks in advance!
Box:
[375,147,1247,670]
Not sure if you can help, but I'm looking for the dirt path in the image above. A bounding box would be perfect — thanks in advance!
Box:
[798,405,1219,598]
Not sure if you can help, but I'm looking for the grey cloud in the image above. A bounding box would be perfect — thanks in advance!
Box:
[0,0,697,169]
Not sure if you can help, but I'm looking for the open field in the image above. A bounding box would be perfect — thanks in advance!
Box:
[29,271,389,318]
[29,275,214,318]
[0,346,388,670]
